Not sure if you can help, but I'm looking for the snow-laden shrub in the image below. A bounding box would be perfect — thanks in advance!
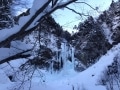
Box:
[98,54,120,90]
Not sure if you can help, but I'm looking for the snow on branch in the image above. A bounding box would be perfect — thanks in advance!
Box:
[0,49,31,64]
[0,0,78,47]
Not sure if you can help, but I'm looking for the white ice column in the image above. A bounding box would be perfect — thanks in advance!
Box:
[71,47,75,68]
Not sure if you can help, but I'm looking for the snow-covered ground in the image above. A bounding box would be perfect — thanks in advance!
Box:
[1,43,120,90]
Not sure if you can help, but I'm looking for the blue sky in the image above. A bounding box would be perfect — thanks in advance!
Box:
[21,0,118,33]
[52,0,118,33]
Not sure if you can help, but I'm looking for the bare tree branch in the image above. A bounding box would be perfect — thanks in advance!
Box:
[37,0,78,22]
[66,6,90,16]
[74,1,99,12]
[0,49,31,64]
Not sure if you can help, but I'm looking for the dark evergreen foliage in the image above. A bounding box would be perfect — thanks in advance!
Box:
[0,0,13,29]
[71,16,112,66]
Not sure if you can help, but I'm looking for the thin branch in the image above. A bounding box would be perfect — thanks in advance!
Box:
[29,68,35,90]
[66,6,90,16]
[74,1,99,12]
[37,0,78,22]
[7,62,15,71]
[0,49,32,64]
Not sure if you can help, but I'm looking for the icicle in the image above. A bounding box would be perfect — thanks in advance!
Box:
[71,46,75,69]
[58,50,62,69]
[50,59,54,74]
[61,42,66,71]
[56,51,58,61]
